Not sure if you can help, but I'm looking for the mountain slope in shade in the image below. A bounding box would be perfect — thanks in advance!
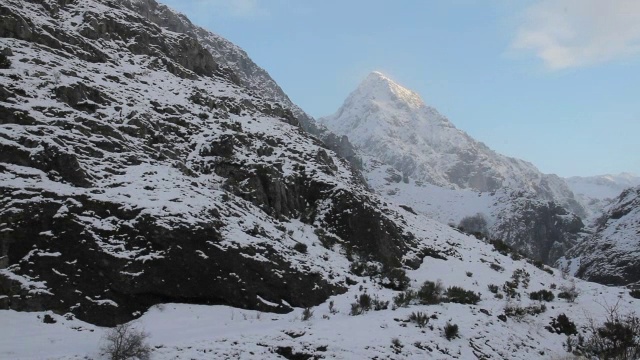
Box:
[563,186,640,286]
[320,71,584,216]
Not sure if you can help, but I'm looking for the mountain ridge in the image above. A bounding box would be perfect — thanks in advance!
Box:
[320,71,584,219]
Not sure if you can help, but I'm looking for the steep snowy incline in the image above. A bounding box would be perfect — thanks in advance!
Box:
[321,71,584,216]
[0,0,436,326]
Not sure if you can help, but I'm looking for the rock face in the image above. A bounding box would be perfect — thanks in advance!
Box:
[117,0,361,169]
[0,0,435,326]
[564,186,640,286]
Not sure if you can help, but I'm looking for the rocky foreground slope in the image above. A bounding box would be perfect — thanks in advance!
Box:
[0,0,433,326]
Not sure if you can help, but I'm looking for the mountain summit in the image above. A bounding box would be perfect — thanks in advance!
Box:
[321,72,582,214]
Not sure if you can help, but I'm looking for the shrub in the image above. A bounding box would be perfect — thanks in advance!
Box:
[546,314,577,335]
[444,286,481,305]
[490,263,504,272]
[487,284,499,294]
[417,280,443,305]
[558,283,579,302]
[293,242,308,254]
[530,289,555,302]
[408,311,429,328]
[504,303,546,320]
[350,293,387,315]
[391,337,403,353]
[584,307,640,359]
[393,289,416,308]
[512,269,530,289]
[630,289,640,299]
[489,239,514,256]
[382,268,410,291]
[458,213,488,237]
[444,322,459,340]
[0,53,11,69]
[301,307,314,321]
[101,323,151,360]
[466,271,473,278]
[372,295,389,311]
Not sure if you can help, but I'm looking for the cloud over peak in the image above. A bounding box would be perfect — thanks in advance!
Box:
[512,0,640,69]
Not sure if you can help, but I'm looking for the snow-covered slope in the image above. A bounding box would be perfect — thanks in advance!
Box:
[563,186,640,286]
[3,220,639,359]
[320,71,583,216]
[0,0,427,326]
[566,173,640,217]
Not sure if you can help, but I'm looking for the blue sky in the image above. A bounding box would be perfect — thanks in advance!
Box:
[161,0,640,177]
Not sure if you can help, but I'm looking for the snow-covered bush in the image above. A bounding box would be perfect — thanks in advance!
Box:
[444,286,481,305]
[530,289,555,302]
[444,322,459,340]
[408,311,429,328]
[417,280,443,305]
[393,289,416,308]
[100,322,151,360]
[584,307,640,359]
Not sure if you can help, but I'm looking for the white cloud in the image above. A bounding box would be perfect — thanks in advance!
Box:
[512,0,640,69]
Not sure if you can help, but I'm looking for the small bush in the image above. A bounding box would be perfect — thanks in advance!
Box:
[0,53,11,69]
[293,242,308,254]
[372,295,389,311]
[546,314,577,335]
[301,307,314,321]
[444,286,481,305]
[408,311,429,328]
[444,322,459,340]
[487,284,499,294]
[504,303,546,320]
[350,293,387,315]
[584,308,640,359]
[530,289,555,302]
[101,323,151,360]
[490,263,504,272]
[558,283,579,302]
[393,289,416,308]
[629,289,640,299]
[466,271,473,277]
[383,268,410,291]
[391,337,403,353]
[417,280,443,305]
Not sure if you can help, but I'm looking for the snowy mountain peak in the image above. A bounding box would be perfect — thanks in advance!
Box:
[352,71,426,111]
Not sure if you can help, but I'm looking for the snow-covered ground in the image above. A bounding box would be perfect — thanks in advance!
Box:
[3,215,639,359]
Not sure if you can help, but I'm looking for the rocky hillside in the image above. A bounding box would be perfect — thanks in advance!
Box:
[563,186,640,286]
[117,0,361,168]
[0,0,435,326]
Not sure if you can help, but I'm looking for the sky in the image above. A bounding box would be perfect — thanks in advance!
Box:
[160,0,640,177]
